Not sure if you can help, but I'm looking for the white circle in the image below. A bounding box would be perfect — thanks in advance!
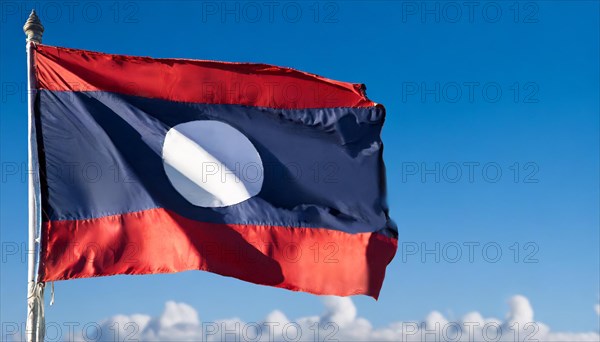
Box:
[162,120,264,207]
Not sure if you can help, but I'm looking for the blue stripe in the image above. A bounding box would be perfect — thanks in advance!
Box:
[37,90,396,237]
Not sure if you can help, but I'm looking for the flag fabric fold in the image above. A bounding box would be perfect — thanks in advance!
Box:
[33,44,397,299]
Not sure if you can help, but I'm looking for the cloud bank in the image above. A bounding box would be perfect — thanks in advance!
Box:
[19,295,600,341]
[62,295,600,342]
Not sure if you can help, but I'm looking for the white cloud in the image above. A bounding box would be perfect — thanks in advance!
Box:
[159,301,200,328]
[505,295,534,325]
[67,295,599,342]
[320,296,356,328]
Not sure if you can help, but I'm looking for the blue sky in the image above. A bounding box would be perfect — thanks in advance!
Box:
[1,0,599,339]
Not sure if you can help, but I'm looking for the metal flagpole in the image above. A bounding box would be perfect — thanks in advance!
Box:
[23,9,45,342]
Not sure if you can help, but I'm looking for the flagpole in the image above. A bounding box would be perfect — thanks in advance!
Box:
[23,10,45,342]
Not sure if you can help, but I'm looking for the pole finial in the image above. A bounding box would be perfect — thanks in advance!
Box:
[23,9,44,44]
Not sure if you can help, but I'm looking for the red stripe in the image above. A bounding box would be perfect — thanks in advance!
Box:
[33,45,376,109]
[39,208,397,298]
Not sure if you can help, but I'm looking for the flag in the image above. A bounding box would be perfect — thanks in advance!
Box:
[33,45,397,298]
